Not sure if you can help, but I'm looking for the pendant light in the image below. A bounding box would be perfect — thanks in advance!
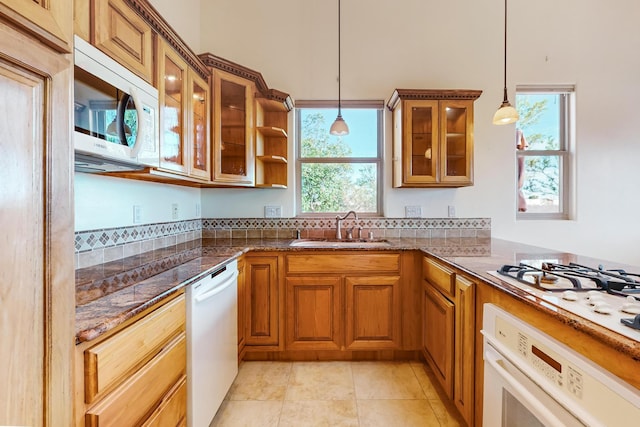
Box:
[330,0,349,136]
[492,0,519,125]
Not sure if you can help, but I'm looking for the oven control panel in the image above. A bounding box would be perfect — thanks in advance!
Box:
[483,304,640,425]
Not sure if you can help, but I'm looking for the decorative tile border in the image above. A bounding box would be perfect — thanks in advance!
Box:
[75,217,491,269]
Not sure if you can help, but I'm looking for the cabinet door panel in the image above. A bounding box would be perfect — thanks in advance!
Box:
[403,100,438,184]
[345,276,401,350]
[440,100,474,184]
[0,26,73,426]
[454,276,475,425]
[212,70,255,186]
[189,72,210,179]
[159,44,189,174]
[92,0,153,82]
[286,277,342,350]
[246,256,279,346]
[423,283,454,398]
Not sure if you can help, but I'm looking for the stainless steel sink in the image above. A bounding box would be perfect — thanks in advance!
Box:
[289,239,391,248]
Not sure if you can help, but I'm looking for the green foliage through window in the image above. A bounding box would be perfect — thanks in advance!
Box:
[297,107,381,214]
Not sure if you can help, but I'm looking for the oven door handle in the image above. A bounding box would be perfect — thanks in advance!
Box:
[485,345,573,427]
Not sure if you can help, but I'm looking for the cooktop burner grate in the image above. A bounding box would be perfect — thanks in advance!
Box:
[497,262,640,296]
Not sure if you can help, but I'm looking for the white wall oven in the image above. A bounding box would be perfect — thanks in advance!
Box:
[73,35,159,172]
[482,304,640,426]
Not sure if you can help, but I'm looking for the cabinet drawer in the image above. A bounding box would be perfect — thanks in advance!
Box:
[142,375,187,427]
[85,332,186,427]
[423,257,455,298]
[84,295,185,403]
[286,253,400,274]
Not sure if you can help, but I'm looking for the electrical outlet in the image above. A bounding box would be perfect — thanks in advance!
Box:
[195,203,201,217]
[448,205,456,218]
[172,203,179,220]
[264,205,282,218]
[405,206,422,218]
[133,205,142,224]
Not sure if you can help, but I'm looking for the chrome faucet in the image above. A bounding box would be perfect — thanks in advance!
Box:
[335,210,358,240]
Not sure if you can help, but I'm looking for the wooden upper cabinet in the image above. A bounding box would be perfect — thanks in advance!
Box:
[189,71,211,180]
[211,69,256,186]
[387,89,481,187]
[158,41,189,174]
[1,0,72,53]
[91,0,154,83]
[158,39,211,180]
[255,93,292,188]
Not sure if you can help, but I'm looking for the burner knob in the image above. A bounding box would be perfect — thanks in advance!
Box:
[561,290,578,301]
[621,296,640,315]
[586,292,605,305]
[592,302,613,315]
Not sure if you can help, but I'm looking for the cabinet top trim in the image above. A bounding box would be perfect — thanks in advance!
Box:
[199,53,293,111]
[387,89,483,111]
[125,0,209,79]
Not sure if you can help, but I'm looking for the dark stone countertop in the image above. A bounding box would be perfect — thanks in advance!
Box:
[75,237,640,362]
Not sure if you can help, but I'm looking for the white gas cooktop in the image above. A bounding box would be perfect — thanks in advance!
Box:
[487,270,640,342]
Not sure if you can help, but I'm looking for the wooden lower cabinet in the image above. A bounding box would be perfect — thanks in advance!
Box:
[237,257,247,357]
[454,276,475,426]
[245,254,281,348]
[345,276,402,350]
[422,280,455,398]
[285,276,343,350]
[141,376,187,427]
[279,252,405,354]
[422,255,476,426]
[75,295,187,426]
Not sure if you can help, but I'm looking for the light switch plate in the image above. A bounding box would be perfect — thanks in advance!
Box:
[264,205,282,218]
[448,205,456,218]
[405,206,422,218]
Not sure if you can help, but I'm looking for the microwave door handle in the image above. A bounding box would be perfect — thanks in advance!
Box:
[128,86,145,158]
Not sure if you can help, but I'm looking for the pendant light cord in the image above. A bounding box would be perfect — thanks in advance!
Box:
[502,0,508,103]
[337,0,342,116]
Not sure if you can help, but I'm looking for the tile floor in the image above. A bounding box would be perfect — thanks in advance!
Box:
[211,360,465,427]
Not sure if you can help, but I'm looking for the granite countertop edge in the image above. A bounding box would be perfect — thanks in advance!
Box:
[75,237,640,361]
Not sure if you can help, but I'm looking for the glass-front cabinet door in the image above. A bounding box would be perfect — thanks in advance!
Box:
[388,89,480,187]
[189,72,210,180]
[212,70,255,186]
[440,100,473,184]
[158,42,188,174]
[403,100,439,184]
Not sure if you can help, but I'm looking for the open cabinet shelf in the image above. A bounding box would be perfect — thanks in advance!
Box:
[255,95,292,188]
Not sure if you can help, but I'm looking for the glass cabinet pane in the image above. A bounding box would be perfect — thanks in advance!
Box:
[220,79,246,176]
[162,57,184,165]
[411,106,434,177]
[444,106,467,177]
[192,81,207,172]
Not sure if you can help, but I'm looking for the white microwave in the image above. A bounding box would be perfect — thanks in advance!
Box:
[73,35,159,173]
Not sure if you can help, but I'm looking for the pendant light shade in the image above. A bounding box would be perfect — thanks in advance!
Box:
[493,0,519,125]
[330,0,349,136]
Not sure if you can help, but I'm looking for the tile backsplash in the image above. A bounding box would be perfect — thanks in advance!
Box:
[75,217,491,269]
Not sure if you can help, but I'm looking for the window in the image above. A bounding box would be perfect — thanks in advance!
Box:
[515,86,574,219]
[295,101,383,216]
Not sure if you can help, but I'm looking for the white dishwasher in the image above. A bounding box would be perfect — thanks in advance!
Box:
[186,259,238,427]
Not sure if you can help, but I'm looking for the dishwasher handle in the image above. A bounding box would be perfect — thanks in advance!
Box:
[194,270,238,304]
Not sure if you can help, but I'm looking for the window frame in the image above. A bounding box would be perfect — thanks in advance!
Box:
[515,85,575,221]
[295,100,384,217]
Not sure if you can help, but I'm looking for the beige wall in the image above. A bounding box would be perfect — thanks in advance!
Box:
[75,0,640,266]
